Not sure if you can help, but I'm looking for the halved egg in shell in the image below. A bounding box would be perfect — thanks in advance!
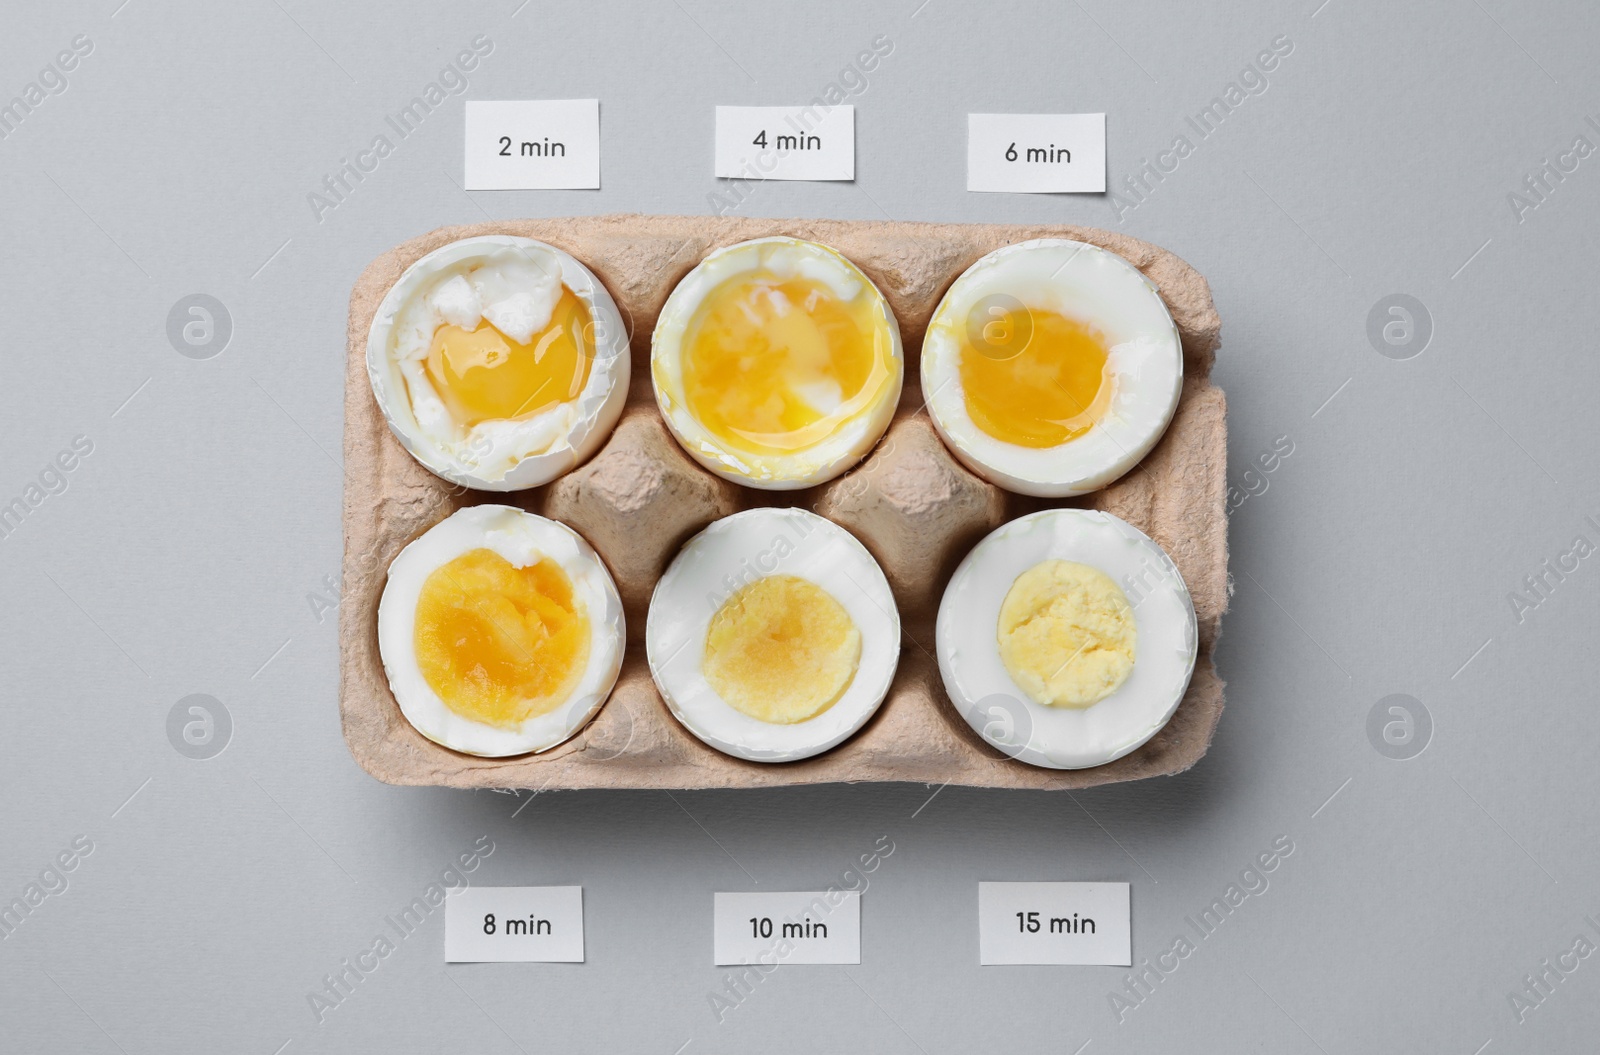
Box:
[366,235,630,491]
[645,507,900,762]
[936,508,1196,770]
[651,237,903,490]
[377,505,624,757]
[921,239,1182,497]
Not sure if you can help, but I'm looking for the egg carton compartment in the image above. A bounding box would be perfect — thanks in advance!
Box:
[341,215,1228,791]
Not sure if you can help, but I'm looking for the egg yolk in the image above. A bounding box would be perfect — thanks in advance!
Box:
[678,275,894,455]
[413,548,590,728]
[423,287,595,427]
[997,559,1135,708]
[702,574,861,724]
[958,307,1113,448]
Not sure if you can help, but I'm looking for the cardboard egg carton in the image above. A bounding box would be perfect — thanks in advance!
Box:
[341,215,1228,791]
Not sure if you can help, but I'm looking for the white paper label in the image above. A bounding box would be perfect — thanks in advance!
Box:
[966,113,1106,193]
[978,882,1130,965]
[714,105,855,181]
[713,891,861,965]
[445,886,584,962]
[464,100,600,190]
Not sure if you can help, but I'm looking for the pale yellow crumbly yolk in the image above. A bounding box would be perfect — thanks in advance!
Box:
[958,307,1113,448]
[702,574,861,724]
[679,274,894,455]
[424,287,594,427]
[997,559,1136,708]
[413,548,590,728]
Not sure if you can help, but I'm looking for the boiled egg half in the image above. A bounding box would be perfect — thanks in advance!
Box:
[645,507,899,762]
[377,505,624,757]
[367,235,630,490]
[936,509,1196,770]
[652,237,903,490]
[922,239,1182,497]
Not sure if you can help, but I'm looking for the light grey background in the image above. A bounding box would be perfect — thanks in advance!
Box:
[3,0,1596,1051]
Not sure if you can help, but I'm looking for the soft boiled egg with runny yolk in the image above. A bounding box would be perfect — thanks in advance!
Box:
[377,505,624,757]
[423,286,593,426]
[645,507,900,762]
[652,237,903,489]
[936,509,1196,770]
[366,235,630,491]
[921,239,1183,497]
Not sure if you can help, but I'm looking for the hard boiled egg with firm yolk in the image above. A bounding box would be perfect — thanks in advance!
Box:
[377,505,624,757]
[367,235,630,491]
[921,239,1182,497]
[936,509,1196,770]
[651,237,903,490]
[645,507,900,762]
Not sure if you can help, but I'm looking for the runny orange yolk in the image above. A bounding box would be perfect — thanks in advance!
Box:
[413,548,590,728]
[957,306,1113,448]
[423,287,594,427]
[679,275,893,455]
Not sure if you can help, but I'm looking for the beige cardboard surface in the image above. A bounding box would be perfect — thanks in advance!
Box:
[340,215,1228,790]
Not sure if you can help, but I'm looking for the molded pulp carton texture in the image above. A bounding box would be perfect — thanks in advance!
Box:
[340,216,1228,791]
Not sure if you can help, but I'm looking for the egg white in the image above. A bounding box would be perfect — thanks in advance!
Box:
[377,504,624,757]
[651,237,903,490]
[921,239,1182,497]
[367,235,631,491]
[645,507,900,762]
[936,509,1196,770]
